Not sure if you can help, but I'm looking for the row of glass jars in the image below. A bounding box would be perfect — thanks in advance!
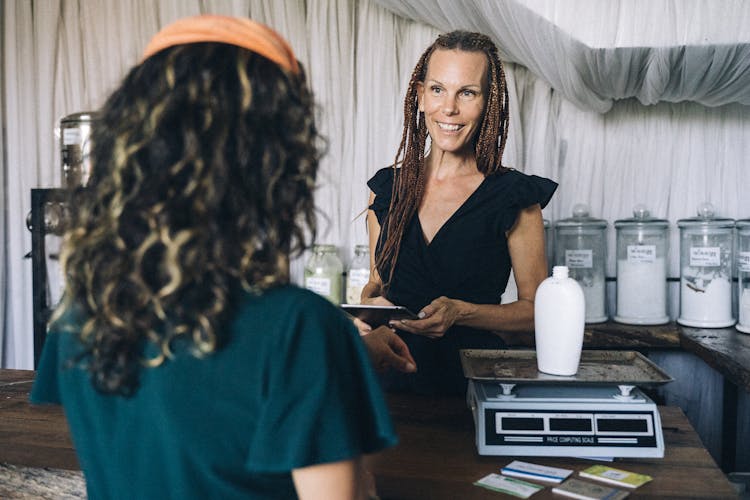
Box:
[304,203,750,334]
[303,244,369,306]
[548,203,750,333]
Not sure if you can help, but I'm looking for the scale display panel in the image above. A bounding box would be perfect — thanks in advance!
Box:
[468,381,665,458]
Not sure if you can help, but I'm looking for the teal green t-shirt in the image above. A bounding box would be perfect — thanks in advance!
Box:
[31,285,397,499]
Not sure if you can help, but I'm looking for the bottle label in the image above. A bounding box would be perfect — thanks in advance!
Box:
[689,247,720,267]
[627,245,656,264]
[565,249,593,268]
[305,277,331,296]
[738,252,750,272]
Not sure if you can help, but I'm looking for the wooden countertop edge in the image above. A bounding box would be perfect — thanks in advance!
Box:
[678,329,750,393]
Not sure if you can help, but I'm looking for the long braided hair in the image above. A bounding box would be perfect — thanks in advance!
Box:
[375,31,510,287]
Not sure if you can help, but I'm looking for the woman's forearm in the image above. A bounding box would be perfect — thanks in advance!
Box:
[360,280,382,302]
[454,298,536,332]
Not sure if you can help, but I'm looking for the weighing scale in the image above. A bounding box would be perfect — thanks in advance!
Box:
[461,350,673,459]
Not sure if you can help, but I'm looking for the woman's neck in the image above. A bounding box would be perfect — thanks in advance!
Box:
[425,148,480,180]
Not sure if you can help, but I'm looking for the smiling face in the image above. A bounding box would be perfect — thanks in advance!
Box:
[417,48,488,158]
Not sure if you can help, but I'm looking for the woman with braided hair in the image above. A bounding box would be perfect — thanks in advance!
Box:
[362,30,557,395]
[30,15,414,499]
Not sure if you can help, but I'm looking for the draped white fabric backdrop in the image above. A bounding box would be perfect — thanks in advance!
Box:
[3,0,750,370]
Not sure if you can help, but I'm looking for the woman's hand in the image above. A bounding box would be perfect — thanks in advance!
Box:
[361,326,417,373]
[351,296,395,335]
[390,296,462,339]
[361,295,394,306]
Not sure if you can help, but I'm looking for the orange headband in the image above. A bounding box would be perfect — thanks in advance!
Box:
[142,14,299,75]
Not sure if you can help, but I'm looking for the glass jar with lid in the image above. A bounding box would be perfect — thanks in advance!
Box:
[553,204,608,323]
[304,244,343,304]
[676,203,734,328]
[613,205,670,325]
[544,218,553,275]
[345,244,370,304]
[736,219,750,333]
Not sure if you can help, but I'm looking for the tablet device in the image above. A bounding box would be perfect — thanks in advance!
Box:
[340,304,419,328]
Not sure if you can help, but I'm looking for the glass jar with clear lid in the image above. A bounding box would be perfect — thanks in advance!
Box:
[677,203,734,328]
[553,204,608,323]
[613,205,669,325]
[736,219,750,333]
[345,244,370,304]
[544,218,553,275]
[304,244,343,305]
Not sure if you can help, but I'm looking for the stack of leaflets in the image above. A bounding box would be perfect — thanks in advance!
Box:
[501,460,573,484]
[579,465,653,489]
[474,473,544,498]
[552,478,630,500]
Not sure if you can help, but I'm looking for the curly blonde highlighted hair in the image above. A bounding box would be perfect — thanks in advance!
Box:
[55,43,321,395]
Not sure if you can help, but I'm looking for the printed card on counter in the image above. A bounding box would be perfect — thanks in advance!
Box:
[474,473,544,498]
[552,478,630,500]
[501,460,573,483]
[579,465,652,489]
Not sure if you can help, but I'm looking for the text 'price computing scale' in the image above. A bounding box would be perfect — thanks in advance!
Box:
[461,350,673,459]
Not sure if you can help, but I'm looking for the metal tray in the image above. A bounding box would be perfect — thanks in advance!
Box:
[460,350,673,387]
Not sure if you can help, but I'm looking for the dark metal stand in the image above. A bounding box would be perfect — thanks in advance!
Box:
[30,188,66,368]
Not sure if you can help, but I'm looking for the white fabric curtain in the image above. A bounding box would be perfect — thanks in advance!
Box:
[372,0,750,112]
[0,0,6,364]
[3,0,750,368]
[1,0,435,368]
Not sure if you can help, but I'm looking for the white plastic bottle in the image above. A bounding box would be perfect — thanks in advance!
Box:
[534,266,585,376]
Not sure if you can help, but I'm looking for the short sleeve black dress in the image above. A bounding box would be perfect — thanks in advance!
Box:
[368,167,557,395]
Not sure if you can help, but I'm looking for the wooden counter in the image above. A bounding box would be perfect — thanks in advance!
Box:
[0,369,78,470]
[370,392,737,499]
[0,369,737,498]
[679,326,750,393]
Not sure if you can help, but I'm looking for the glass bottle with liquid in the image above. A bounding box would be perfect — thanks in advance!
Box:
[677,203,734,328]
[553,204,608,323]
[614,205,670,325]
[345,244,370,304]
[735,219,750,333]
[304,244,343,305]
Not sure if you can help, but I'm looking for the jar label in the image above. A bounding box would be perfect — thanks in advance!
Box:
[627,245,656,263]
[304,277,331,296]
[689,247,720,267]
[63,128,82,146]
[347,268,370,287]
[345,269,370,304]
[565,249,592,268]
[739,252,750,272]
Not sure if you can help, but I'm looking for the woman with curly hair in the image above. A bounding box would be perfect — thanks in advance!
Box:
[31,15,413,499]
[362,31,557,395]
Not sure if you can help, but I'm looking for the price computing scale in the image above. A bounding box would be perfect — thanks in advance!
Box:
[461,350,674,459]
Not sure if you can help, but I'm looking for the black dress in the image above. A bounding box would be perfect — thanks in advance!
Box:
[368,167,558,395]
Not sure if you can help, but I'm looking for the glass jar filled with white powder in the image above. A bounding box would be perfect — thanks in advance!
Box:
[345,244,370,304]
[736,219,750,334]
[544,219,553,275]
[677,203,735,328]
[614,205,670,325]
[304,244,344,305]
[554,204,608,323]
